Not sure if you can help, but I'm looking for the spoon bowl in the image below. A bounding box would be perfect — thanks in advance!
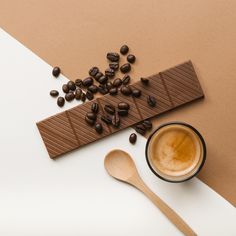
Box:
[104,149,136,182]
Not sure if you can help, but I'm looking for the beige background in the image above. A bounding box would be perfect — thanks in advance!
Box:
[0,0,235,206]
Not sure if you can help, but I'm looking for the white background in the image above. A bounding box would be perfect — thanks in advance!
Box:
[0,28,235,236]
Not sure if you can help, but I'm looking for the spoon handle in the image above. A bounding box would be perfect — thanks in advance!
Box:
[131,177,197,236]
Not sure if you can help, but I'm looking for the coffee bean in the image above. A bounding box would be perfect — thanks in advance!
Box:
[112,113,120,128]
[52,66,61,77]
[81,92,86,102]
[107,52,120,62]
[118,109,128,116]
[98,75,108,84]
[140,77,149,85]
[127,54,136,63]
[65,92,75,101]
[105,68,115,78]
[132,89,141,98]
[98,85,109,95]
[120,63,131,73]
[86,90,94,100]
[88,85,98,93]
[113,78,122,87]
[82,77,94,87]
[122,75,131,85]
[94,72,103,81]
[120,45,129,55]
[118,102,130,110]
[89,67,99,77]
[120,85,132,96]
[57,97,65,107]
[85,116,95,126]
[129,133,137,144]
[91,102,99,113]
[142,120,152,130]
[147,95,156,107]
[135,124,146,135]
[86,112,97,121]
[101,115,112,125]
[67,81,76,91]
[106,81,113,90]
[104,104,115,115]
[109,62,119,71]
[109,87,118,95]
[75,88,82,100]
[95,122,103,134]
[62,84,69,93]
[75,79,83,87]
[50,90,59,97]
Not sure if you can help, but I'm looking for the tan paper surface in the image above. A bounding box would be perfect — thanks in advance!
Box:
[0,0,235,206]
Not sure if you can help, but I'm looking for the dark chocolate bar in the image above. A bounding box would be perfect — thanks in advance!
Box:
[37,61,204,158]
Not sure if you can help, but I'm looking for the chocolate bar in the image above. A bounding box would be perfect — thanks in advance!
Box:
[37,61,204,158]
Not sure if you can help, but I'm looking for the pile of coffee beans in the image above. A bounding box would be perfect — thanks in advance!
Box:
[50,45,154,144]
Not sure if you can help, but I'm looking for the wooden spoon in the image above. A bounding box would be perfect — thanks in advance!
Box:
[104,149,197,236]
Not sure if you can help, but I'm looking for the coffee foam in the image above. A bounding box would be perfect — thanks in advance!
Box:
[147,124,203,181]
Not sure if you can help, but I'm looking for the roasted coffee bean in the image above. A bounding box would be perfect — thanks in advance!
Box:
[98,75,108,84]
[120,45,129,55]
[104,104,115,115]
[86,112,97,121]
[109,87,118,95]
[132,89,141,98]
[75,88,82,100]
[89,67,99,77]
[86,90,94,100]
[147,95,156,107]
[88,85,98,93]
[85,116,95,126]
[91,102,99,113]
[120,63,131,73]
[109,62,119,71]
[62,84,69,93]
[120,85,132,96]
[75,78,83,87]
[118,109,128,116]
[140,77,149,85]
[122,75,131,85]
[94,72,103,81]
[118,102,130,110]
[113,78,122,87]
[98,85,109,95]
[127,54,136,63]
[129,133,137,144]
[67,81,76,91]
[52,66,61,77]
[142,120,152,130]
[112,113,120,128]
[57,97,65,107]
[50,90,59,97]
[81,92,86,102]
[107,52,120,62]
[82,77,94,87]
[105,68,115,78]
[95,122,103,134]
[106,81,113,90]
[135,124,146,135]
[65,92,75,101]
[101,115,112,125]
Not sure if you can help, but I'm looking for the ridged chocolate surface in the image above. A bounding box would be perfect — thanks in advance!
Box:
[67,99,111,146]
[132,74,173,120]
[36,112,79,158]
[37,61,204,159]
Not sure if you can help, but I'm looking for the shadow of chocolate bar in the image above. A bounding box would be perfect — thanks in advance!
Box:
[36,61,204,159]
